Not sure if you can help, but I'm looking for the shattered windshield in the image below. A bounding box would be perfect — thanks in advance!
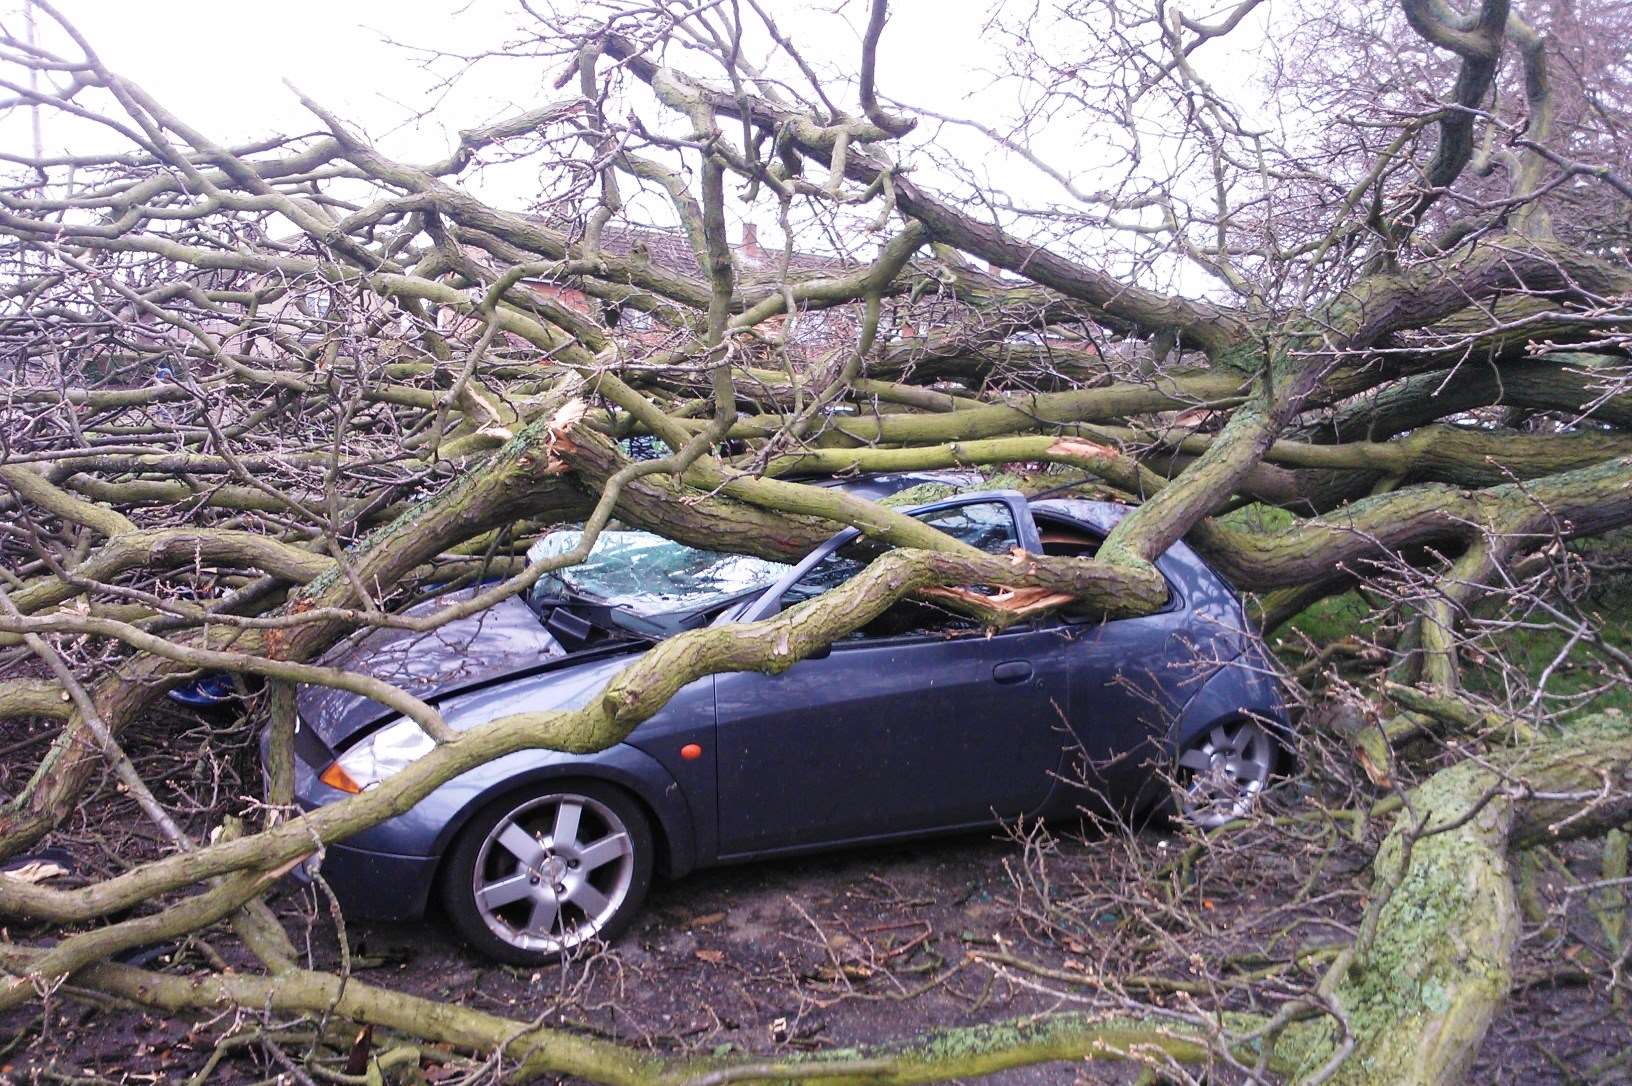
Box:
[527,531,791,617]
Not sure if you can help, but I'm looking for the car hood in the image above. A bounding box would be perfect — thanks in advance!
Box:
[296,591,634,747]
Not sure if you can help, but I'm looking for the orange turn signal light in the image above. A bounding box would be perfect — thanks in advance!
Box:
[680,743,703,761]
[320,762,363,794]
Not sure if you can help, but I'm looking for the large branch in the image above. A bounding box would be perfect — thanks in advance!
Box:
[1283,711,1632,1083]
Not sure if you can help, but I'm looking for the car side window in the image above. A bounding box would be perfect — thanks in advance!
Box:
[1036,520,1111,621]
[1037,522,1101,559]
[1033,516,1180,620]
[778,500,1020,637]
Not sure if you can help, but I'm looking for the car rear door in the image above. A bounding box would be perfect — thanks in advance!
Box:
[710,494,1074,857]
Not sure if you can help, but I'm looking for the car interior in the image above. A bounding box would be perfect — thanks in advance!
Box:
[1035,518,1103,558]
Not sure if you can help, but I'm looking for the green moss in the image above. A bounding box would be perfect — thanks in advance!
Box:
[1287,592,1372,647]
[1460,619,1632,721]
[1211,341,1265,374]
[666,1013,1258,1084]
[974,469,1039,493]
[1285,758,1518,1083]
[875,467,1082,511]
[1263,515,1632,718]
[912,1020,1044,1063]
[1459,538,1632,720]
[1217,501,1296,533]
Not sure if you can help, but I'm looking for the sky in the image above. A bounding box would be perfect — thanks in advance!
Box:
[5,1,1275,293]
[13,2,546,159]
[16,2,998,175]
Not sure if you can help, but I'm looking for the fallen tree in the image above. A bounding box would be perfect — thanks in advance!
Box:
[1,0,1630,1081]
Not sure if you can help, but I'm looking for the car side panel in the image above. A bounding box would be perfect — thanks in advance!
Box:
[712,624,1073,855]
[1168,649,1290,755]
[1053,607,1196,807]
[1106,650,1291,816]
[298,739,700,872]
[309,846,439,922]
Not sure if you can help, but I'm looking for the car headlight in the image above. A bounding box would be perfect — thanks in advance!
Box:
[319,717,435,793]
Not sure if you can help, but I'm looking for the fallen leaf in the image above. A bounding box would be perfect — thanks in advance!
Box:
[691,911,727,927]
[344,1025,373,1076]
[694,948,725,964]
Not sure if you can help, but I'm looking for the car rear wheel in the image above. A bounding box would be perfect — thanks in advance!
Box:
[1175,719,1277,830]
[441,782,653,965]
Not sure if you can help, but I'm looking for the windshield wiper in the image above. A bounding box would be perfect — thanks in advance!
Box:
[532,592,661,653]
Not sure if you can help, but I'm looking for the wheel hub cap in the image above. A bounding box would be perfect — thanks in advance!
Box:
[471,793,635,954]
[1178,720,1275,829]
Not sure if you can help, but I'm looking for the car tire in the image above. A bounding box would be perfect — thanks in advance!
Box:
[440,781,654,966]
[1173,718,1278,830]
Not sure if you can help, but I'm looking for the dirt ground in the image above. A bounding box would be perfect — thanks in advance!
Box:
[5,826,1137,1085]
[6,827,1630,1084]
[3,704,1631,1084]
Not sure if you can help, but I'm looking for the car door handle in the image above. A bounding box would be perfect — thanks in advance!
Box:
[992,661,1033,684]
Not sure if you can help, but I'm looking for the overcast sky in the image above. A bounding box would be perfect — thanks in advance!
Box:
[17,2,558,158]
[9,1,1272,293]
[25,3,997,169]
[8,3,1017,239]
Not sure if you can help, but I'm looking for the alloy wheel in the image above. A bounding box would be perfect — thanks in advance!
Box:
[470,791,636,955]
[1176,719,1276,829]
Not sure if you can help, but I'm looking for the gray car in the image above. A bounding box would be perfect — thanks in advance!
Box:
[280,475,1287,964]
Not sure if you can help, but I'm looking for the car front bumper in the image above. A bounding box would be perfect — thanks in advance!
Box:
[298,841,439,922]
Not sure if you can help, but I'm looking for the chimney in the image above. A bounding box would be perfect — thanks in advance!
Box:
[740,222,763,264]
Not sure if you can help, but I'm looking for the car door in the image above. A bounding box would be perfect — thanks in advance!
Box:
[1029,506,1243,808]
[1056,608,1192,802]
[711,494,1074,857]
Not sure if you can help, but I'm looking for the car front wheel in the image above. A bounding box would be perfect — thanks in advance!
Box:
[1175,719,1277,830]
[441,782,653,965]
